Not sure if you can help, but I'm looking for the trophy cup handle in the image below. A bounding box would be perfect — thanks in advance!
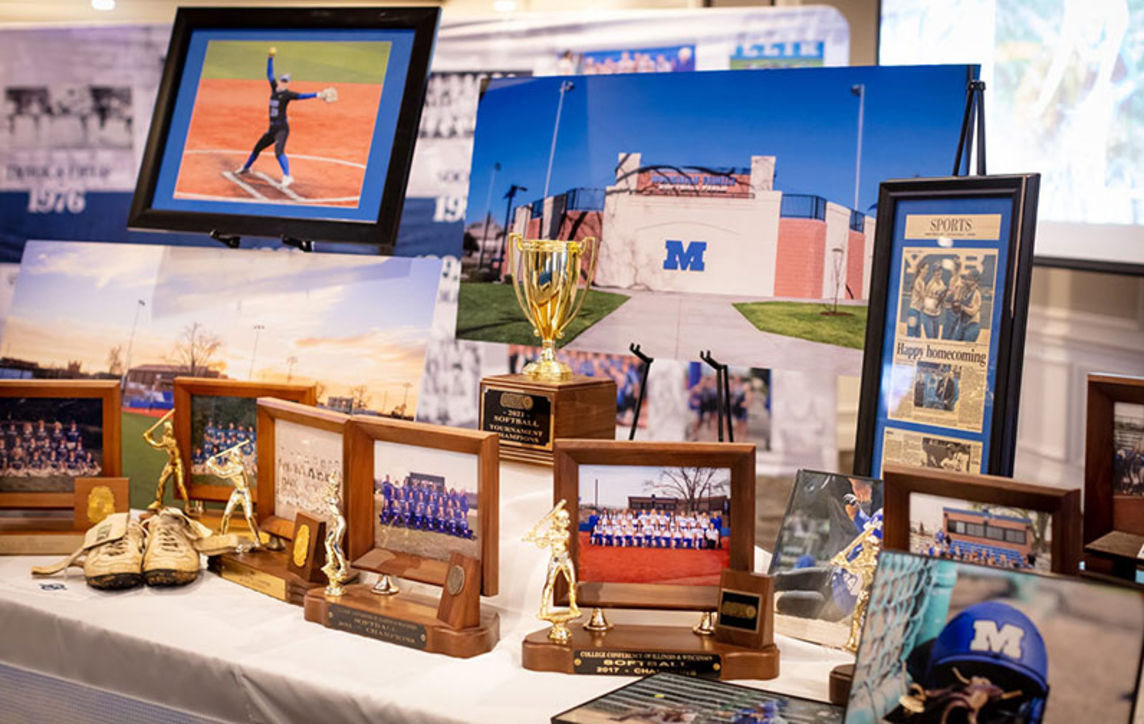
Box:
[506,233,538,337]
[557,236,599,340]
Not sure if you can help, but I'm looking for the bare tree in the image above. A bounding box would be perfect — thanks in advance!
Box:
[349,385,371,412]
[644,467,729,513]
[106,345,124,376]
[171,322,222,376]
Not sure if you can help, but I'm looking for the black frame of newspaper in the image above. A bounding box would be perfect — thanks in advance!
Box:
[854,174,1040,478]
[128,6,439,247]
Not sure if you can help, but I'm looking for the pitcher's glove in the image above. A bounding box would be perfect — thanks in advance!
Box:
[319,87,338,103]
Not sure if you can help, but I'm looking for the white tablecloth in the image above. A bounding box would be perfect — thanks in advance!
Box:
[0,462,851,723]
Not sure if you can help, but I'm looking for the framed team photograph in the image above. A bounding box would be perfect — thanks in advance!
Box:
[552,439,755,611]
[882,463,1081,575]
[768,469,883,649]
[255,397,349,540]
[129,6,439,247]
[174,377,317,502]
[844,550,1144,724]
[0,381,121,515]
[1084,374,1144,579]
[345,416,499,596]
[855,174,1040,479]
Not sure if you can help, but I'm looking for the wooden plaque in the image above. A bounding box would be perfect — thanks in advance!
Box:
[73,477,130,530]
[713,569,774,650]
[479,374,616,466]
[286,513,327,584]
[436,551,481,631]
[208,547,330,605]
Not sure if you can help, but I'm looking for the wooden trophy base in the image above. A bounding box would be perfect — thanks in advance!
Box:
[208,549,331,605]
[0,526,84,555]
[303,583,499,658]
[829,663,854,706]
[522,623,781,680]
[480,373,617,466]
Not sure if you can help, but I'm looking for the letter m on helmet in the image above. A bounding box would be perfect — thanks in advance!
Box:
[969,620,1025,659]
[663,240,707,271]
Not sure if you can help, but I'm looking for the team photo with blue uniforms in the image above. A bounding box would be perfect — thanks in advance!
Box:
[376,473,474,540]
[0,418,101,479]
[586,508,723,550]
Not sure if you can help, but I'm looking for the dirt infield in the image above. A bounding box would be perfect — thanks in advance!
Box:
[174,78,381,207]
[577,531,730,586]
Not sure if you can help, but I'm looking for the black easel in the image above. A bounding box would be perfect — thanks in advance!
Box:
[208,231,314,253]
[627,343,654,440]
[953,80,987,176]
[699,350,733,443]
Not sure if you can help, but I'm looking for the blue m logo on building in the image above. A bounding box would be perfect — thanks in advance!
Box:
[663,240,707,271]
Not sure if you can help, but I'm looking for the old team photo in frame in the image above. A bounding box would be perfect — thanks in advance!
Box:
[255,397,350,541]
[882,463,1080,575]
[552,439,755,611]
[855,174,1040,479]
[346,416,499,596]
[0,380,121,514]
[129,6,439,246]
[174,377,316,503]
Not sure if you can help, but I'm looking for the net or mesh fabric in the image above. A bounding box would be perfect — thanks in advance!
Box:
[845,554,938,724]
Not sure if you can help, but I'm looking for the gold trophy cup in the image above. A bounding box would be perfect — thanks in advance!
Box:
[507,233,599,380]
[479,234,616,465]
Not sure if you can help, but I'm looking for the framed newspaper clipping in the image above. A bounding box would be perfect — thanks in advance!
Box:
[855,175,1039,478]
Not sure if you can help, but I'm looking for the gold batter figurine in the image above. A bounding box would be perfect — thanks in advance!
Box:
[830,513,883,652]
[321,470,348,597]
[208,443,263,549]
[524,499,582,643]
[143,409,189,510]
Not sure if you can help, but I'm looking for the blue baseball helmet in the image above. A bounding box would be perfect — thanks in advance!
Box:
[924,601,1049,722]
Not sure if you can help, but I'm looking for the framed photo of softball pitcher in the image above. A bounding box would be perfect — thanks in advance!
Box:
[854,174,1040,479]
[128,6,439,247]
[173,377,317,503]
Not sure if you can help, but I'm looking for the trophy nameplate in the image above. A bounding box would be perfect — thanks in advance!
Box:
[522,623,780,681]
[480,374,616,466]
[327,604,428,650]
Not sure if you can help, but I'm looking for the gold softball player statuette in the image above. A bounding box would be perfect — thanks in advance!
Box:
[143,409,189,510]
[209,442,264,549]
[831,514,883,653]
[320,470,349,597]
[524,499,582,644]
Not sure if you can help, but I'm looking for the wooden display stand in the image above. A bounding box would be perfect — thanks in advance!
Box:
[0,477,129,555]
[829,663,855,706]
[479,374,616,465]
[303,553,498,658]
[522,623,780,680]
[524,571,780,680]
[208,548,331,605]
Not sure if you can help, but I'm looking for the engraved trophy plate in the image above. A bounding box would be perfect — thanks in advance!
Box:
[572,650,722,678]
[717,589,762,634]
[327,604,428,650]
[480,387,554,451]
[217,557,287,602]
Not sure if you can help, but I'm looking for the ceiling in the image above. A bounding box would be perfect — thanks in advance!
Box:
[0,0,695,26]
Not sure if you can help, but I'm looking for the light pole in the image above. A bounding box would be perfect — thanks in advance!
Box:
[248,324,265,380]
[478,162,501,271]
[286,355,297,384]
[851,84,865,212]
[543,80,575,202]
[122,299,145,391]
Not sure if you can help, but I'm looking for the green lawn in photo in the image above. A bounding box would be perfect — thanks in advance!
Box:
[733,301,868,350]
[122,410,170,509]
[201,41,390,84]
[456,282,629,346]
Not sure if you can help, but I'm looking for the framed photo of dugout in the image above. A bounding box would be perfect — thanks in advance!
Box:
[255,398,350,541]
[128,6,440,248]
[552,439,755,611]
[345,416,499,596]
[844,551,1144,724]
[173,377,316,503]
[1083,373,1144,579]
[855,174,1040,479]
[0,380,121,521]
[882,463,1081,575]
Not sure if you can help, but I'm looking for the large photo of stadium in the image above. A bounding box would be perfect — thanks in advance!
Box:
[907,492,1051,572]
[172,40,388,208]
[576,463,732,586]
[456,65,976,373]
[845,552,1144,724]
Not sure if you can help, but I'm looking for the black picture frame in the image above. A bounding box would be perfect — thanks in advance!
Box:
[128,6,439,248]
[854,174,1040,478]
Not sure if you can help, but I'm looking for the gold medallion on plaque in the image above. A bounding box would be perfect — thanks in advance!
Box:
[293,524,311,567]
[446,564,466,596]
[86,485,116,525]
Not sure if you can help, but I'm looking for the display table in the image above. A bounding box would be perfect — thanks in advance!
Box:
[0,462,850,723]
